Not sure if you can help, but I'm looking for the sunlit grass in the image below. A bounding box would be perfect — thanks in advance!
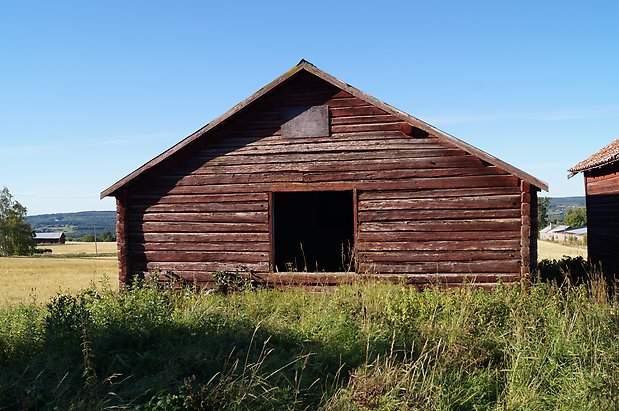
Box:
[37,241,117,255]
[0,257,118,305]
[538,240,587,261]
[1,277,618,409]
[0,239,585,306]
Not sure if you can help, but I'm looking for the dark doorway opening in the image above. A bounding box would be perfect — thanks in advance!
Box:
[273,191,355,272]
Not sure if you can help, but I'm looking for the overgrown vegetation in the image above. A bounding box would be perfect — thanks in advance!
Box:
[1,272,619,409]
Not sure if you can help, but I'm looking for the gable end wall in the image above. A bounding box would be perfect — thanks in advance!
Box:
[119,73,530,288]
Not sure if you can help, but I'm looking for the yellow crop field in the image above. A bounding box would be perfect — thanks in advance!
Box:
[538,240,587,261]
[0,239,586,306]
[0,256,118,306]
[37,241,117,255]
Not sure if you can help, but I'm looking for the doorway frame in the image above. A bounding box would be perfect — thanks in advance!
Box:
[268,188,358,273]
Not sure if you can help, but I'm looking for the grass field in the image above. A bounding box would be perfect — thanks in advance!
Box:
[0,238,611,407]
[1,280,617,409]
[538,240,587,260]
[0,256,118,306]
[37,241,117,256]
[0,239,586,306]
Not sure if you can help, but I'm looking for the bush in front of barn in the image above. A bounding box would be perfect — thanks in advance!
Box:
[1,275,619,409]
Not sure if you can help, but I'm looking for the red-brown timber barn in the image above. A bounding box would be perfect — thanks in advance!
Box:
[101,60,548,289]
[569,139,619,273]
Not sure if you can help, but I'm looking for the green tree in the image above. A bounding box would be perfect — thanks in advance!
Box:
[538,197,551,230]
[564,207,587,227]
[80,234,95,242]
[0,187,36,256]
[99,231,116,242]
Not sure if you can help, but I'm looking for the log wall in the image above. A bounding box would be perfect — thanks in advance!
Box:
[585,163,619,272]
[121,71,535,288]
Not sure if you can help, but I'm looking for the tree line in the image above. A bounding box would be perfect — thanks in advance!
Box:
[538,197,586,229]
[80,231,116,242]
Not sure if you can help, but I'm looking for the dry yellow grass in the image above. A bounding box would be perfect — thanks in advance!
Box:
[538,240,587,261]
[0,256,118,306]
[0,239,586,305]
[37,241,117,255]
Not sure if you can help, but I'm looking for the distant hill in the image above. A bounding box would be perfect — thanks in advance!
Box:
[545,196,586,222]
[26,211,116,240]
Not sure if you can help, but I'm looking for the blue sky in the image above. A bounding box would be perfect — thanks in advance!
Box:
[1,1,617,215]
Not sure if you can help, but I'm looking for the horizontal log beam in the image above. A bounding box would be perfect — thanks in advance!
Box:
[359,231,519,242]
[176,155,485,176]
[359,250,519,262]
[132,241,270,252]
[359,260,520,274]
[130,222,269,233]
[359,209,520,222]
[359,195,520,211]
[129,232,270,242]
[358,239,521,251]
[360,219,521,232]
[134,212,268,224]
[137,175,519,196]
[144,271,521,287]
[358,187,519,200]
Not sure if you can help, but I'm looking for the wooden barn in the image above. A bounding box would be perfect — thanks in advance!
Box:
[34,232,66,244]
[569,139,619,273]
[101,61,548,288]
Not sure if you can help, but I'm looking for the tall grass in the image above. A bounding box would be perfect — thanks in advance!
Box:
[1,274,618,409]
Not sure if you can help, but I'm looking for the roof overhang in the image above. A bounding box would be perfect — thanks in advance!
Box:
[102,60,548,198]
[568,138,619,178]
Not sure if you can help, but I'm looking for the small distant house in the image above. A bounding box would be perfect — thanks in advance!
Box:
[101,60,548,289]
[539,224,569,241]
[539,224,587,243]
[34,232,66,244]
[569,139,619,271]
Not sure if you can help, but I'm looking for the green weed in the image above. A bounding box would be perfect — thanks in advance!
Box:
[1,273,618,409]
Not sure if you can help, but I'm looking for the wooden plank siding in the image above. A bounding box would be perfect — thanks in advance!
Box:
[585,162,619,272]
[115,70,537,288]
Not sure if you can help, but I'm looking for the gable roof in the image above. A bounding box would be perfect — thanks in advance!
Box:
[35,232,65,240]
[569,139,619,176]
[101,60,548,198]
[539,225,553,234]
[548,225,571,233]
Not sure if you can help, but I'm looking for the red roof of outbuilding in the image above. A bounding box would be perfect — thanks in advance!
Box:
[569,139,619,175]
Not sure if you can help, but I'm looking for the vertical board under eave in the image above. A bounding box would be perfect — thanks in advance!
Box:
[529,188,538,276]
[520,181,531,280]
[119,71,530,286]
[519,181,538,281]
[116,192,129,286]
